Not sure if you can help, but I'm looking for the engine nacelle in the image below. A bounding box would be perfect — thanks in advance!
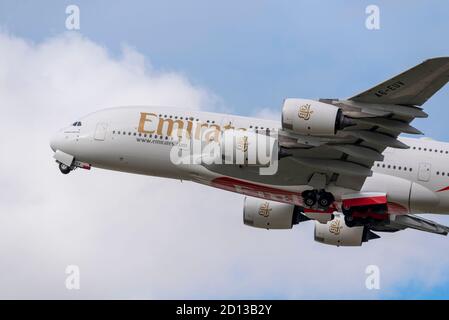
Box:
[314,215,379,246]
[282,98,349,136]
[220,129,278,167]
[243,197,305,229]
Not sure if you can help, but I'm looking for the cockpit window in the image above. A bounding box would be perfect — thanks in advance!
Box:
[72,121,82,126]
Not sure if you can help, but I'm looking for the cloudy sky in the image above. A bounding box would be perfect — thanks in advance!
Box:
[1,0,449,299]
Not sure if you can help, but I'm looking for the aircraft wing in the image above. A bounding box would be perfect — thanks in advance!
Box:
[278,57,449,191]
[373,214,449,236]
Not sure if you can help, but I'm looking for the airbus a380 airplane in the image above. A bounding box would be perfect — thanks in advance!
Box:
[50,58,449,246]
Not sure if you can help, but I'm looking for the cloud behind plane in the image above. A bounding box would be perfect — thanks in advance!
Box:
[1,31,449,299]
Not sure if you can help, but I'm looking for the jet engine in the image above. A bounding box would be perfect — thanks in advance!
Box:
[220,129,278,167]
[314,215,380,246]
[243,197,307,229]
[282,98,352,136]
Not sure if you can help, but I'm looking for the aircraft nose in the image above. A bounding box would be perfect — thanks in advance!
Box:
[50,135,57,152]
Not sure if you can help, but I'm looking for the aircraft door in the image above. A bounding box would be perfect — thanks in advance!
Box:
[418,162,431,182]
[94,122,108,141]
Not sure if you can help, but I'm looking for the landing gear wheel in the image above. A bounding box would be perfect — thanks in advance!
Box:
[318,197,330,208]
[304,197,316,207]
[317,191,334,209]
[59,163,71,174]
[302,190,317,207]
[344,215,355,227]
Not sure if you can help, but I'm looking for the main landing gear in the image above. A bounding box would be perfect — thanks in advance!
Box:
[342,204,388,228]
[302,190,335,211]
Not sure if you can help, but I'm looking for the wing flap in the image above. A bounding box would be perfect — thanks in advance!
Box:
[352,118,422,135]
[290,157,372,177]
[390,214,449,235]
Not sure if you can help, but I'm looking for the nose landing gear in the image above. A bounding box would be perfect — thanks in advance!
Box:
[55,159,91,175]
[302,190,335,211]
[59,163,72,174]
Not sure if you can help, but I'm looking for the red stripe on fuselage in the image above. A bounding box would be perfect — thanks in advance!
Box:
[342,195,387,208]
[211,177,304,206]
[210,177,408,215]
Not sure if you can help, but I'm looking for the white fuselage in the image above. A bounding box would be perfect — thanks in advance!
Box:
[50,106,449,215]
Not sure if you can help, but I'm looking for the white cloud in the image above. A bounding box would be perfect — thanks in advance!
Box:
[0,31,449,299]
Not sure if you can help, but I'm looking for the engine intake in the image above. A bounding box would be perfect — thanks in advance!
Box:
[243,197,307,229]
[282,98,352,136]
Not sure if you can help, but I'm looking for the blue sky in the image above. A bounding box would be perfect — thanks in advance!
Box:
[1,1,449,299]
[2,0,448,135]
